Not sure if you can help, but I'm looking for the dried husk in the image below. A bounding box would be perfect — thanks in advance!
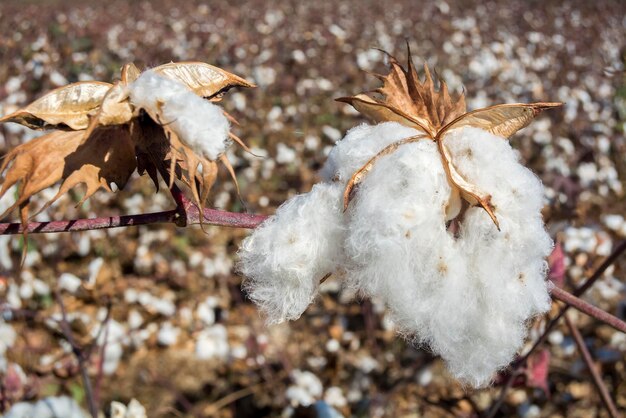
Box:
[152,62,255,100]
[0,127,135,218]
[340,49,561,227]
[0,81,112,130]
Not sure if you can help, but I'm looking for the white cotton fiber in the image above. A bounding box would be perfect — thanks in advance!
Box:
[342,139,487,383]
[238,182,346,323]
[238,121,552,388]
[128,71,230,160]
[320,122,423,183]
[340,125,551,387]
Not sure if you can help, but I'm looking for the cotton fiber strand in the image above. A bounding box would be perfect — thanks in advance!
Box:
[128,71,230,160]
[239,182,345,323]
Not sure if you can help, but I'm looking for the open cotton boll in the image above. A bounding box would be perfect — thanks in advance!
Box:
[128,71,231,160]
[343,141,484,376]
[238,182,345,323]
[320,122,422,183]
[342,127,552,387]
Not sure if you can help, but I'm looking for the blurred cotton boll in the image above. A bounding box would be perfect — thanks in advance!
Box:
[238,182,346,324]
[4,396,89,418]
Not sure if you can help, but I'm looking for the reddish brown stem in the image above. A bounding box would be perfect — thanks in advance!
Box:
[0,210,179,235]
[0,207,267,235]
[549,283,626,333]
[565,314,622,418]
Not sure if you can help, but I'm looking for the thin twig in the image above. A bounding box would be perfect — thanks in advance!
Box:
[550,283,626,333]
[564,314,621,418]
[0,210,179,235]
[0,206,267,235]
[55,290,98,418]
[92,306,111,410]
[483,370,522,418]
[203,383,263,416]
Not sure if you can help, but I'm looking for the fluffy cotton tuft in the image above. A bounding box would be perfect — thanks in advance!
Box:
[128,71,230,160]
[238,182,346,323]
[238,122,552,387]
[320,122,423,183]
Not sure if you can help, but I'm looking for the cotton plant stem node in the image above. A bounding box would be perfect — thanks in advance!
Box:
[238,47,562,388]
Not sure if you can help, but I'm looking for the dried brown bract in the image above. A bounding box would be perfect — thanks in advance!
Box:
[338,48,561,228]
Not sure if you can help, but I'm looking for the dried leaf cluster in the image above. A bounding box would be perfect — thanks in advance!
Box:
[0,62,254,224]
[338,49,561,228]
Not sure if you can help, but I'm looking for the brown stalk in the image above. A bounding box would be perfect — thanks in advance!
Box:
[564,314,622,418]
[550,283,626,333]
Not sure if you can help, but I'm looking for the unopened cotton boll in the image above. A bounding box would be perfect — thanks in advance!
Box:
[128,71,231,160]
[238,182,345,323]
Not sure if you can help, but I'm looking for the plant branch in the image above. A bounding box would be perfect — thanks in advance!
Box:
[549,283,626,333]
[521,240,626,365]
[0,206,267,235]
[564,314,621,418]
[55,290,98,418]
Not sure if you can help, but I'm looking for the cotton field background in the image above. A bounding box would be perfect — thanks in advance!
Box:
[0,0,625,417]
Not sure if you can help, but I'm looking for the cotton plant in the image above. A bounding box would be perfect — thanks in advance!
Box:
[0,61,254,224]
[239,50,560,387]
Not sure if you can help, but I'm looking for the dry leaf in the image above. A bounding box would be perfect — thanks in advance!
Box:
[41,126,136,211]
[339,47,561,228]
[0,127,135,218]
[437,103,562,139]
[0,82,112,130]
[152,62,255,100]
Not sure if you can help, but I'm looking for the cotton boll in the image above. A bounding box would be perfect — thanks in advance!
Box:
[128,71,231,160]
[238,182,345,323]
[343,126,551,387]
[4,396,89,418]
[320,122,423,183]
